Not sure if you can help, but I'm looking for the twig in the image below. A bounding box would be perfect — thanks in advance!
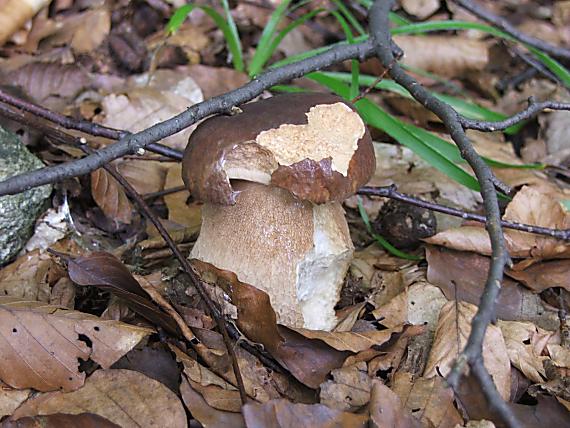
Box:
[0,88,184,161]
[452,0,570,60]
[369,2,519,428]
[83,145,249,404]
[460,97,570,131]
[0,40,377,196]
[357,185,570,240]
[143,185,187,200]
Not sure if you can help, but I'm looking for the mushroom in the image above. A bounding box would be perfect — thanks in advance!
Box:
[182,93,375,330]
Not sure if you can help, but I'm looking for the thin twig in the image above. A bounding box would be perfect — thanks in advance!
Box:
[357,185,570,240]
[369,2,518,427]
[83,145,249,404]
[460,97,570,131]
[0,40,378,196]
[453,0,570,60]
[0,88,184,160]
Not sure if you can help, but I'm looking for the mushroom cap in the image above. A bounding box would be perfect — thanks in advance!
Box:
[182,93,375,205]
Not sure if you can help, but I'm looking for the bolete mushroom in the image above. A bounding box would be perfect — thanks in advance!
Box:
[182,93,375,330]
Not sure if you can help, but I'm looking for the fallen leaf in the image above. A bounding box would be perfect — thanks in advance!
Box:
[425,186,570,259]
[0,298,152,391]
[507,259,570,292]
[117,160,168,196]
[186,65,249,99]
[91,168,133,225]
[401,0,440,19]
[391,372,463,428]
[424,301,511,400]
[66,251,180,336]
[3,413,120,428]
[499,320,553,383]
[426,246,559,329]
[11,369,187,428]
[164,163,201,230]
[319,362,372,411]
[369,380,422,428]
[0,250,52,301]
[180,377,245,428]
[0,384,30,418]
[100,69,203,150]
[242,399,368,428]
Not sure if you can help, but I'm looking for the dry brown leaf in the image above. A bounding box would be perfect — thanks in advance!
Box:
[548,344,570,369]
[507,259,570,292]
[369,380,422,428]
[5,62,91,112]
[392,372,463,428]
[186,65,249,99]
[0,384,30,418]
[3,413,120,428]
[242,399,368,428]
[193,260,348,389]
[179,377,245,428]
[117,160,168,196]
[69,9,110,53]
[171,345,241,412]
[91,168,133,225]
[425,186,570,259]
[319,363,372,411]
[164,163,201,230]
[498,320,553,383]
[424,301,511,400]
[100,69,203,150]
[426,246,559,329]
[0,297,152,391]
[11,369,187,428]
[0,250,52,301]
[394,35,489,77]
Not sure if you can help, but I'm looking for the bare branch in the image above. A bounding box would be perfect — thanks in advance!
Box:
[369,1,518,427]
[357,185,570,240]
[0,40,375,196]
[453,0,570,60]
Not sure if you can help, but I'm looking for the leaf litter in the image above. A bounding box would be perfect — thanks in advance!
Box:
[0,0,569,427]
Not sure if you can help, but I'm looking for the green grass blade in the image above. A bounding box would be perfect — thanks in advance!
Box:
[220,0,243,71]
[331,0,366,35]
[320,71,523,134]
[249,9,321,77]
[249,0,292,76]
[357,198,421,260]
[166,4,243,71]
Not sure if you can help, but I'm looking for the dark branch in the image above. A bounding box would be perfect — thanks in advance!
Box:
[0,40,376,196]
[357,185,570,240]
[460,97,570,131]
[453,0,570,60]
[369,1,518,427]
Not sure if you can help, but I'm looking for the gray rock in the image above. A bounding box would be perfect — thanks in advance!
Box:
[0,126,52,264]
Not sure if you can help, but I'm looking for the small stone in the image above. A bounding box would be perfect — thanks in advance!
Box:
[0,126,52,265]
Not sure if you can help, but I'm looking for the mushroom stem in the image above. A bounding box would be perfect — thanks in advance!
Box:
[190,181,353,330]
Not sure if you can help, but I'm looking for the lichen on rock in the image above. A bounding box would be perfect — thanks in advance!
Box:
[0,126,52,265]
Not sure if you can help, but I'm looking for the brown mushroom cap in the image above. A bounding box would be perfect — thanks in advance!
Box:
[182,93,375,205]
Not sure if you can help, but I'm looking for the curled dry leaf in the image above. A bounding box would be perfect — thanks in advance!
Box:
[179,377,245,428]
[319,362,372,411]
[116,160,168,196]
[393,35,489,77]
[498,320,554,383]
[11,369,187,428]
[426,246,559,329]
[2,413,120,428]
[0,297,152,392]
[100,69,203,150]
[507,259,570,293]
[391,372,463,428]
[369,380,422,428]
[0,383,30,418]
[424,301,511,400]
[171,345,241,413]
[91,168,133,225]
[192,260,348,389]
[425,186,570,259]
[242,399,368,428]
[0,249,52,301]
[66,251,180,336]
